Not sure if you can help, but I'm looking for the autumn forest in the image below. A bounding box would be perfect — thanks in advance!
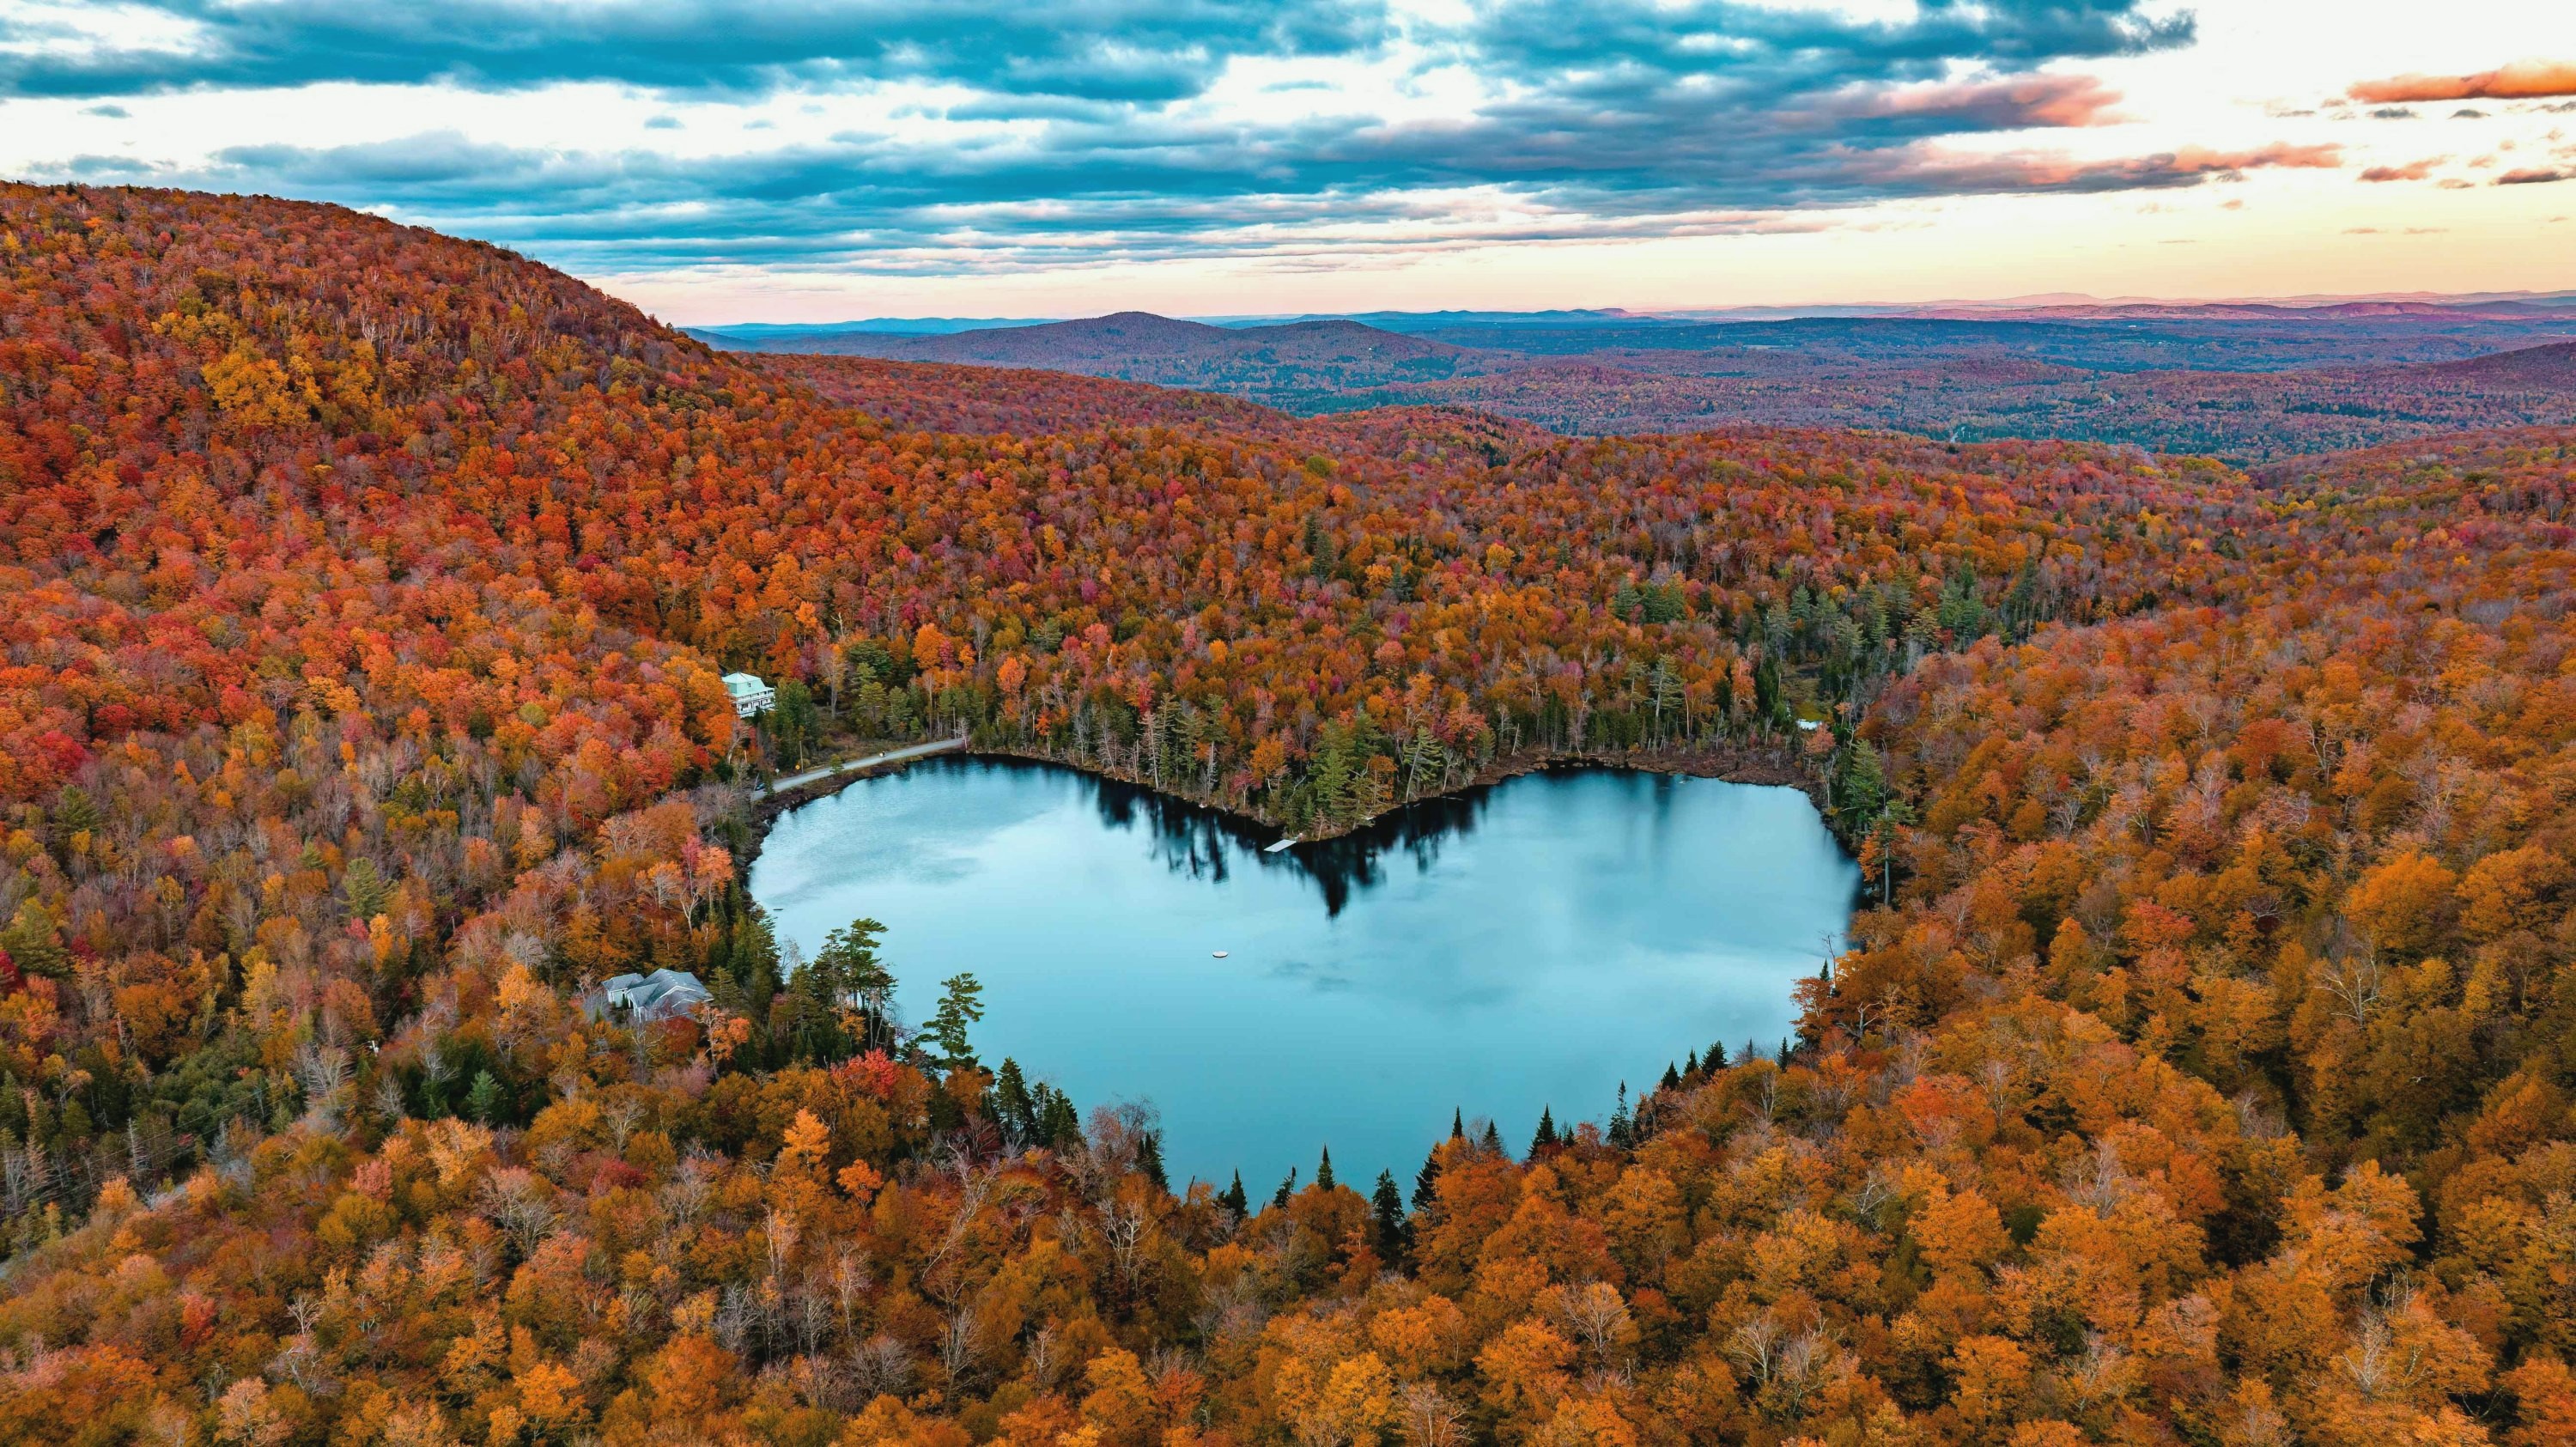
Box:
[1,182,2573,1447]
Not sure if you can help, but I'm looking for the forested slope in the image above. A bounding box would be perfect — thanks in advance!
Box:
[713,309,2576,462]
[0,185,2572,1447]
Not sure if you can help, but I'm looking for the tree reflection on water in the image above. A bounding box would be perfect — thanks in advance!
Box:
[1085,763,1511,915]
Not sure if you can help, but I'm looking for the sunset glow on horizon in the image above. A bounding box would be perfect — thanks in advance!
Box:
[2,0,2570,321]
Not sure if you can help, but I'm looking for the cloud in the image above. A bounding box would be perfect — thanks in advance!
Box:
[2348,58,2576,105]
[88,116,2335,279]
[1861,143,2339,196]
[2359,159,2441,182]
[2497,167,2574,185]
[1832,75,2128,131]
[0,0,1394,105]
[14,0,2249,275]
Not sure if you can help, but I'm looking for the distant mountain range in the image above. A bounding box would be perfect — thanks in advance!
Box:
[697,301,2576,460]
[696,316,1054,337]
[687,289,2576,344]
[708,311,1475,407]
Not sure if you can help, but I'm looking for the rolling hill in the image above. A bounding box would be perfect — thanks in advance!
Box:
[3,182,2575,1447]
[712,307,2576,459]
[711,310,1478,407]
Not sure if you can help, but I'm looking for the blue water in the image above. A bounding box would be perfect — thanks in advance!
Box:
[750,758,1858,1192]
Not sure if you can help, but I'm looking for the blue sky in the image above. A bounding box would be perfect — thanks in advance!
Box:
[3,1,2571,319]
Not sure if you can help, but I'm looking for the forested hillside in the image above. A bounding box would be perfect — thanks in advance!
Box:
[1353,344,2576,460]
[717,308,2576,461]
[744,314,1473,411]
[1,184,2573,1447]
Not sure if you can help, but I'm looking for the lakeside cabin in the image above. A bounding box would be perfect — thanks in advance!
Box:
[597,968,712,1023]
[723,672,775,718]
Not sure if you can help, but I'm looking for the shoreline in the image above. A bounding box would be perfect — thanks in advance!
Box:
[735,735,1829,879]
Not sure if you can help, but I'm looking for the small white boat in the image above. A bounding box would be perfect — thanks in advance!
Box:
[1212,950,1230,959]
[1264,838,1296,853]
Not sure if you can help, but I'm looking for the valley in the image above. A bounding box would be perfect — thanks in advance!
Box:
[702,301,2576,460]
[0,183,2571,1447]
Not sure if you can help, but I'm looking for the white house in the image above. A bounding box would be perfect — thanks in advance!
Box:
[722,672,775,719]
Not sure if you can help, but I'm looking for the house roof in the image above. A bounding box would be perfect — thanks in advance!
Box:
[602,968,710,1015]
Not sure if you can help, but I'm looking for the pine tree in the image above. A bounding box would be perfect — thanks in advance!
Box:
[1530,1106,1558,1155]
[1039,1086,1082,1150]
[993,1058,1035,1143]
[1221,1170,1249,1218]
[1139,1131,1169,1193]
[1273,1167,1298,1209]
[1413,1143,1443,1213]
[1370,1170,1411,1265]
[1684,1049,1699,1076]
[1660,1061,1682,1092]
[1315,1145,1335,1192]
[1449,1108,1465,1140]
[1608,1082,1632,1149]
[1837,739,1889,822]
[806,916,893,1037]
[467,1069,502,1126]
[924,972,984,1072]
[1480,1120,1504,1156]
[1705,1040,1728,1073]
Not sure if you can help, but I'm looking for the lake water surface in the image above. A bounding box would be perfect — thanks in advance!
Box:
[750,758,1858,1192]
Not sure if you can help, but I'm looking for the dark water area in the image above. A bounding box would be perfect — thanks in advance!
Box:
[750,757,1859,1191]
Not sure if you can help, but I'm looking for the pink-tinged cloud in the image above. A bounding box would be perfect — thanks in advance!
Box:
[1850,74,2126,130]
[2118,143,2346,180]
[2497,167,2574,185]
[1864,142,2342,193]
[2360,158,2442,182]
[2348,58,2576,104]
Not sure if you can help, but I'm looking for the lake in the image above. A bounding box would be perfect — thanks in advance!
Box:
[750,757,1860,1193]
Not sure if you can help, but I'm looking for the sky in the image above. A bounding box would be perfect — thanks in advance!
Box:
[2,1,2572,323]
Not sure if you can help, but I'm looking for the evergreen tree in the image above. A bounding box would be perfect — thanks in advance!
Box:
[1413,1143,1443,1213]
[1273,1167,1298,1209]
[1684,1049,1700,1076]
[1449,1108,1465,1140]
[1837,739,1889,822]
[924,972,984,1071]
[993,1058,1035,1143]
[805,916,895,1051]
[1221,1170,1249,1218]
[1370,1170,1412,1265]
[466,1069,502,1126]
[1139,1131,1169,1193]
[51,784,100,838]
[1480,1120,1504,1156]
[1608,1082,1633,1149]
[766,678,822,767]
[1038,1085,1082,1149]
[1315,1145,1335,1192]
[728,907,783,1018]
[1704,1040,1728,1073]
[1530,1106,1558,1155]
[1660,1061,1682,1093]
